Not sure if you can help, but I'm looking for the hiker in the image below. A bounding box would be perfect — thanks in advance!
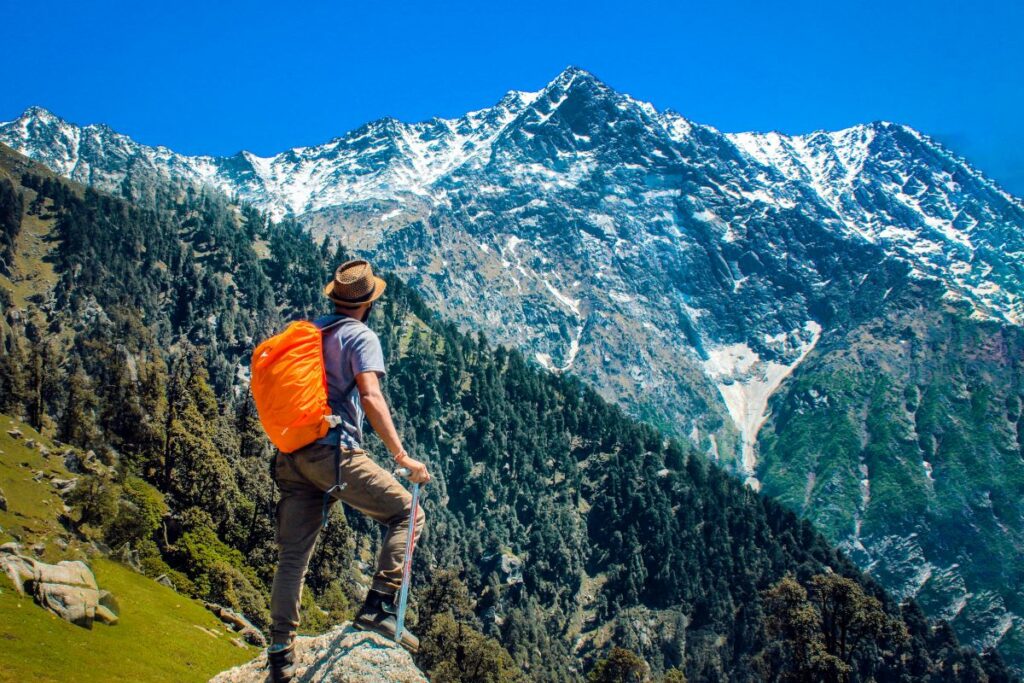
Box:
[266,259,429,682]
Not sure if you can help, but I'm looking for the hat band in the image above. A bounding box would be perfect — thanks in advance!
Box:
[331,283,377,304]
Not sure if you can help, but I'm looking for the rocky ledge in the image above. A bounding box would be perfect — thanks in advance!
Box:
[210,622,427,683]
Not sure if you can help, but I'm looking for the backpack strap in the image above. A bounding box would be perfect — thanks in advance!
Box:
[316,315,364,526]
[318,315,363,428]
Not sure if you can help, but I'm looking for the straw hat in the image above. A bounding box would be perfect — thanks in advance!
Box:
[323,259,387,307]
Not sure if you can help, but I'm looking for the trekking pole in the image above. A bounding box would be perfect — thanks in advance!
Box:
[393,467,421,645]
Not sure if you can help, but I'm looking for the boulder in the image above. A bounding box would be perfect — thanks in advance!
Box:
[50,477,78,495]
[6,428,23,439]
[35,559,98,589]
[154,573,176,590]
[36,583,101,626]
[210,624,428,683]
[114,543,142,572]
[205,602,267,647]
[1,552,36,591]
[63,449,94,474]
[0,485,6,512]
[0,552,119,628]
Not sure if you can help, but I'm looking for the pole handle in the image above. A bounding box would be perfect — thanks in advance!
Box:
[394,467,411,479]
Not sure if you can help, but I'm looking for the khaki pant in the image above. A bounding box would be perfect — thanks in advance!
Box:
[269,443,425,643]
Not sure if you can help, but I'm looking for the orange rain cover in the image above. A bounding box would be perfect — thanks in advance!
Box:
[251,321,332,453]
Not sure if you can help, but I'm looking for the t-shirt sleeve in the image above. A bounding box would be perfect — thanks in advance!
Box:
[349,328,386,377]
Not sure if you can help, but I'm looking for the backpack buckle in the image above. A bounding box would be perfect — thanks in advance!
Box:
[324,414,343,428]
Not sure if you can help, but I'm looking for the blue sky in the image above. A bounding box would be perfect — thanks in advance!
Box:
[2,0,1023,193]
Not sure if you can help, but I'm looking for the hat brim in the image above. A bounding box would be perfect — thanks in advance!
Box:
[324,276,387,306]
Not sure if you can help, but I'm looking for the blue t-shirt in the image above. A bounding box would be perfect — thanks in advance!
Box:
[313,314,386,448]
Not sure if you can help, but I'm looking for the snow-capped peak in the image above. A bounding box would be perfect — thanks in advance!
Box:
[3,71,1023,332]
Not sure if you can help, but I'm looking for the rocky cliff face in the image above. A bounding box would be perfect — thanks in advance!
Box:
[209,624,428,683]
[4,67,1023,668]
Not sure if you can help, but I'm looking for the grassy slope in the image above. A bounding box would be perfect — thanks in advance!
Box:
[0,415,255,682]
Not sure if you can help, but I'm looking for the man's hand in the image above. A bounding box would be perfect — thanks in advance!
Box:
[396,452,431,484]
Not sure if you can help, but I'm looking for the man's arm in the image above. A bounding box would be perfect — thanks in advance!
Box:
[356,371,430,484]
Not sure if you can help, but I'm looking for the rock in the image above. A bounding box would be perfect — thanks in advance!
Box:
[6,428,23,439]
[63,449,89,474]
[205,602,267,648]
[155,574,176,590]
[95,591,120,625]
[1,553,35,593]
[95,604,119,625]
[0,552,118,628]
[114,543,142,572]
[239,627,265,648]
[500,552,524,585]
[0,486,6,512]
[51,477,78,495]
[210,623,428,683]
[34,559,98,589]
[36,583,102,626]
[24,439,38,450]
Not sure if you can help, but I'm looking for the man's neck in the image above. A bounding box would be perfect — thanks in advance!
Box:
[333,310,366,323]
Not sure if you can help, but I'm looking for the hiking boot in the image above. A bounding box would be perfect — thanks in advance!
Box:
[353,589,420,653]
[267,641,296,683]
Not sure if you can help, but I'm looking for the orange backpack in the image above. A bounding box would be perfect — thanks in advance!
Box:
[251,319,349,453]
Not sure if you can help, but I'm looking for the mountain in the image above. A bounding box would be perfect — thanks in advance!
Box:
[3,67,1024,670]
[5,70,1022,465]
[0,143,1012,681]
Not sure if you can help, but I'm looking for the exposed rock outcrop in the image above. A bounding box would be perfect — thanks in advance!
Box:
[210,623,427,683]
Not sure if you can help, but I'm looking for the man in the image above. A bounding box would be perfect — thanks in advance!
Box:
[267,259,430,682]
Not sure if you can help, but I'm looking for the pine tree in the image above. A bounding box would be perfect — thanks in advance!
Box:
[587,647,649,683]
[61,357,99,449]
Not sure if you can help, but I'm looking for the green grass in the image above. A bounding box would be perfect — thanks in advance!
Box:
[0,560,254,683]
[0,415,256,681]
[0,415,74,558]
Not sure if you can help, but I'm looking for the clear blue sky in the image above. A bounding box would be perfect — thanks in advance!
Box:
[2,0,1022,193]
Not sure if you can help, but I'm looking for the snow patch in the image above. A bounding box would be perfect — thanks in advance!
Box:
[701,321,823,486]
[543,279,582,317]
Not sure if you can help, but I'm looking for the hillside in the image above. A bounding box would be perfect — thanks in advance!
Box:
[4,67,1023,668]
[758,284,1024,666]
[0,144,1012,681]
[0,415,255,682]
